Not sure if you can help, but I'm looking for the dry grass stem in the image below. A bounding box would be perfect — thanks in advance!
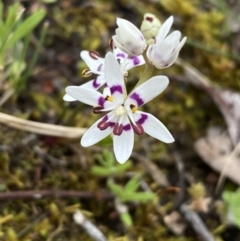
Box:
[0,112,86,138]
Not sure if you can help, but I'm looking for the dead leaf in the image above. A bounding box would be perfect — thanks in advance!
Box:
[175,58,240,145]
[164,211,186,235]
[194,127,240,185]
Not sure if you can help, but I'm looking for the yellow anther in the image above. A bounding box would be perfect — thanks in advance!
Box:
[107,96,114,102]
[82,69,92,77]
[131,105,137,113]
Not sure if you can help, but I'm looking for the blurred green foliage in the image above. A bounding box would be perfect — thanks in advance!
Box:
[0,1,46,92]
[1,0,240,240]
[223,189,240,228]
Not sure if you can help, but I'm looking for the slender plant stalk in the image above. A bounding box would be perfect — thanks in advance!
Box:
[19,21,48,91]
[134,52,155,89]
[0,112,86,138]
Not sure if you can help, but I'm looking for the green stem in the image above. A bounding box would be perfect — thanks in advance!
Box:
[134,56,154,90]
[123,77,128,99]
[212,224,226,235]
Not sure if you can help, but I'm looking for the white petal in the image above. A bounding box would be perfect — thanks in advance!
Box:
[156,31,181,56]
[80,50,105,74]
[164,37,187,68]
[103,86,111,97]
[113,47,128,63]
[154,35,187,69]
[175,36,187,52]
[63,93,76,102]
[112,36,135,55]
[113,115,134,164]
[124,55,145,71]
[125,76,169,107]
[156,16,173,44]
[81,114,115,147]
[65,86,104,107]
[113,18,146,55]
[104,52,125,103]
[134,111,174,143]
[146,45,154,63]
[116,18,143,42]
[81,76,105,90]
[117,18,142,36]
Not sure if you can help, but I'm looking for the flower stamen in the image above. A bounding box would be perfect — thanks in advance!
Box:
[89,50,100,60]
[93,106,103,114]
[130,104,137,113]
[105,95,114,102]
[82,69,92,77]
[132,123,144,135]
[113,123,123,136]
[97,119,110,130]
[109,39,114,50]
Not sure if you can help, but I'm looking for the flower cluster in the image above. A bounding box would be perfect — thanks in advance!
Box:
[64,14,186,163]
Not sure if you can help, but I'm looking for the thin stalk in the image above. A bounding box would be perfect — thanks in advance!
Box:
[20,32,31,61]
[134,57,154,89]
[187,37,240,61]
[19,21,48,91]
[212,224,226,235]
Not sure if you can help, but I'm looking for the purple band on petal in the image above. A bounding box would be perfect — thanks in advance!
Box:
[97,64,103,71]
[98,97,105,107]
[102,115,108,121]
[136,114,148,125]
[129,56,140,66]
[117,53,125,58]
[123,124,131,131]
[93,78,100,88]
[109,122,115,127]
[130,92,144,106]
[110,85,123,94]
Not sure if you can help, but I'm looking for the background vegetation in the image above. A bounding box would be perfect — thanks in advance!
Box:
[1,0,240,240]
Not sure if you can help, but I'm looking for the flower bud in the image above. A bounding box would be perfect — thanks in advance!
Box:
[140,13,161,45]
[147,16,187,69]
[112,18,147,56]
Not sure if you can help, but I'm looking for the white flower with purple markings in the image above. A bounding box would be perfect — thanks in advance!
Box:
[113,18,147,56]
[147,16,187,69]
[63,48,145,102]
[65,52,174,163]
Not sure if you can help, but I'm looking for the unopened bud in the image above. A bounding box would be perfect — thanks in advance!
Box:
[140,13,161,45]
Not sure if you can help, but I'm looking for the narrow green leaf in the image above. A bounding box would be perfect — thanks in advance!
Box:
[4,10,46,50]
[103,150,115,167]
[124,175,141,193]
[122,192,155,202]
[120,212,133,228]
[223,189,240,228]
[18,21,48,92]
[0,0,3,23]
[0,23,6,46]
[91,166,112,177]
[107,180,123,197]
[114,161,132,173]
[5,3,19,29]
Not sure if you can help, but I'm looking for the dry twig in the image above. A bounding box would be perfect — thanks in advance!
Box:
[33,145,68,166]
[131,152,170,187]
[180,204,216,241]
[74,210,108,241]
[0,190,113,200]
[0,112,86,138]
